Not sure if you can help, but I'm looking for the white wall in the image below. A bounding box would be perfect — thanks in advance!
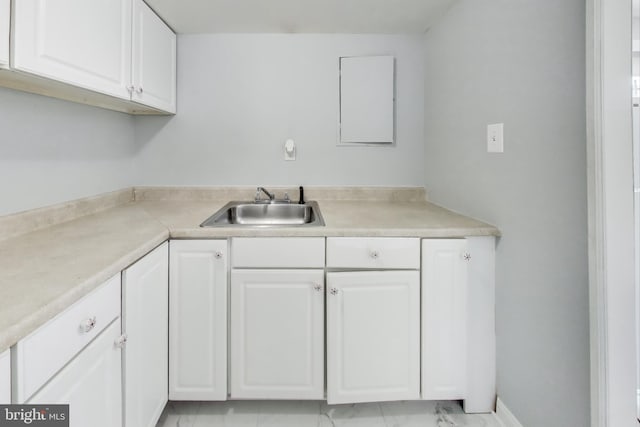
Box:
[134,34,425,186]
[0,88,136,216]
[423,1,588,426]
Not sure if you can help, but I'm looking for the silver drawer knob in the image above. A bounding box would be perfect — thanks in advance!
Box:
[369,250,379,259]
[214,251,223,259]
[330,288,339,295]
[80,316,97,333]
[314,284,323,292]
[114,334,128,349]
[136,87,144,94]
[462,252,471,261]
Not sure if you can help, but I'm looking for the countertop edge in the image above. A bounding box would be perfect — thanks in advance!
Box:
[0,230,169,354]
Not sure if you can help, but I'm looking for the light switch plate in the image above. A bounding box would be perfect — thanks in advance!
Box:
[284,139,296,161]
[487,123,504,153]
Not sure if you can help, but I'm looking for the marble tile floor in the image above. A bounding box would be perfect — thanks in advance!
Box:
[155,400,503,427]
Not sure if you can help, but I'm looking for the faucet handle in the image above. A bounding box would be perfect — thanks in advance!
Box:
[284,192,290,203]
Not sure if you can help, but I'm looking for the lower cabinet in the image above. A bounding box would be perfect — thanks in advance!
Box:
[230,269,325,399]
[169,240,228,400]
[421,239,468,400]
[28,319,123,427]
[0,349,9,403]
[326,270,420,404]
[122,242,169,427]
[0,0,8,68]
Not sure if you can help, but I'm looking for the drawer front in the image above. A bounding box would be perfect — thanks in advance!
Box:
[15,274,121,403]
[232,238,325,268]
[326,238,420,269]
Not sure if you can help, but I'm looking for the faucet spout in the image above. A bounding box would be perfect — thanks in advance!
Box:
[255,187,275,202]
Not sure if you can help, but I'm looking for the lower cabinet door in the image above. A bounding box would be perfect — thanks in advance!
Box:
[122,242,168,427]
[169,240,228,400]
[231,269,325,399]
[421,239,468,400]
[28,319,123,427]
[326,271,420,404]
[0,349,10,403]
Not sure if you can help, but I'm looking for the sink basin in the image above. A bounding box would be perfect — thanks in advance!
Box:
[200,201,325,227]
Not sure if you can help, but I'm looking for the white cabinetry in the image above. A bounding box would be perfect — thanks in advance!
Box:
[230,269,324,399]
[0,349,10,403]
[28,320,123,427]
[421,237,496,413]
[122,242,168,427]
[326,270,420,404]
[132,0,176,113]
[325,237,420,405]
[0,0,9,68]
[14,275,121,403]
[13,0,133,99]
[421,239,467,400]
[230,237,326,399]
[462,236,496,413]
[6,0,176,114]
[169,240,228,401]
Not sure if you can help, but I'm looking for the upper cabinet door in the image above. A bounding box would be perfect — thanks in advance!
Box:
[12,0,132,99]
[132,0,176,113]
[0,0,9,68]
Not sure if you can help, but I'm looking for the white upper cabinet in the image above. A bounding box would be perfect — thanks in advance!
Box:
[0,0,9,68]
[5,0,176,114]
[0,349,10,404]
[13,0,133,99]
[132,0,176,113]
[122,242,169,427]
[169,240,228,401]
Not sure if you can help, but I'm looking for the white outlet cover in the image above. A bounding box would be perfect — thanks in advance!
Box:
[487,123,504,153]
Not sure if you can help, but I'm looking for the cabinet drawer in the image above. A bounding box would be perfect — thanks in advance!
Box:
[326,238,420,269]
[14,274,121,403]
[232,238,325,268]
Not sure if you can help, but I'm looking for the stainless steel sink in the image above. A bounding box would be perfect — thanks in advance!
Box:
[200,201,325,227]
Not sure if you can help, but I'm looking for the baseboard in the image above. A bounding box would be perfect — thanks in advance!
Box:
[495,398,524,427]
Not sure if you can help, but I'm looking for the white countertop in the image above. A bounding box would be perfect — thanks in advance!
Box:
[0,189,499,353]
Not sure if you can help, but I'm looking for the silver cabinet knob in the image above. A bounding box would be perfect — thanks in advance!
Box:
[80,316,97,333]
[369,250,379,259]
[136,87,144,94]
[462,252,471,261]
[314,284,323,292]
[214,251,223,259]
[330,288,339,295]
[127,85,135,94]
[114,334,128,349]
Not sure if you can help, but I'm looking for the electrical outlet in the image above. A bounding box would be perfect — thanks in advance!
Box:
[487,123,504,153]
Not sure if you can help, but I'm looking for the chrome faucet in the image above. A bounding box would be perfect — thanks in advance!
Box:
[255,187,275,203]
